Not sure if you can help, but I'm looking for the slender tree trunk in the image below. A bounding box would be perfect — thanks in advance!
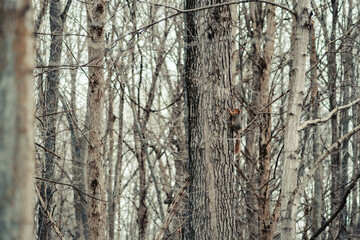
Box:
[256,3,277,239]
[338,5,355,237]
[114,79,125,239]
[309,19,322,240]
[0,1,35,239]
[184,1,237,239]
[86,0,107,239]
[280,1,311,239]
[246,2,277,239]
[106,79,116,239]
[38,0,65,238]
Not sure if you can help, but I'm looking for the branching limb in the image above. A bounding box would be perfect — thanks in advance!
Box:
[35,177,107,202]
[310,171,360,239]
[35,184,65,240]
[296,124,360,199]
[155,179,189,240]
[298,98,360,131]
[139,0,295,15]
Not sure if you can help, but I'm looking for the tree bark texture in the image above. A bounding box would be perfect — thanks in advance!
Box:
[184,1,237,239]
[280,1,311,239]
[86,0,107,239]
[0,0,35,239]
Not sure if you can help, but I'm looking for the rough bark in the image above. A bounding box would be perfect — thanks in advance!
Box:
[184,1,237,239]
[86,0,107,239]
[0,0,35,238]
[280,1,311,239]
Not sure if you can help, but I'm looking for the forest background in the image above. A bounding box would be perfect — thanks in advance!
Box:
[1,0,360,239]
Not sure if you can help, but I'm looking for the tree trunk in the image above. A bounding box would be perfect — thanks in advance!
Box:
[106,79,115,239]
[309,19,322,240]
[114,80,125,240]
[0,1,35,238]
[184,1,237,239]
[86,0,107,239]
[280,1,311,239]
[327,1,342,237]
[38,0,65,238]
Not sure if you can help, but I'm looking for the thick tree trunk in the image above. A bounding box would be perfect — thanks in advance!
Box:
[184,1,237,239]
[86,0,107,239]
[280,1,311,239]
[0,0,35,238]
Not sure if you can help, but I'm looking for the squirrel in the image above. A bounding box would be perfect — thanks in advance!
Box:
[229,108,241,155]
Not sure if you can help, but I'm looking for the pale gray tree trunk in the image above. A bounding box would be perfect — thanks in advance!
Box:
[280,1,311,239]
[86,0,107,239]
[309,19,322,240]
[0,0,35,239]
[184,1,237,239]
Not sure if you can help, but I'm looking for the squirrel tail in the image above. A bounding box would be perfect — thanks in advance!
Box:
[234,133,240,155]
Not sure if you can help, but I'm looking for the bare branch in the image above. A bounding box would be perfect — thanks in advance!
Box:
[139,0,295,15]
[310,171,360,239]
[35,177,107,202]
[35,184,65,240]
[298,98,360,131]
[296,124,360,200]
[155,179,189,240]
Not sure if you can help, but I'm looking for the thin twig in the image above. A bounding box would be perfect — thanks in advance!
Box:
[35,177,107,202]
